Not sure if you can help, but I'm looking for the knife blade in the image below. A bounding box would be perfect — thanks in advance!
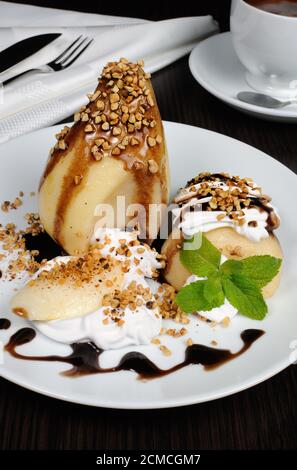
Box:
[0,33,61,74]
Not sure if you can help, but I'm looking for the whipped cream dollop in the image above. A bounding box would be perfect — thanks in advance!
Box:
[91,227,161,283]
[35,229,163,350]
[174,178,279,243]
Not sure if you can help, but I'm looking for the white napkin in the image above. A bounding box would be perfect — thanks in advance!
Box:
[0,1,218,143]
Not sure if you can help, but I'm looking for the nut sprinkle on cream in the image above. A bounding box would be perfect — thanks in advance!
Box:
[174,173,280,243]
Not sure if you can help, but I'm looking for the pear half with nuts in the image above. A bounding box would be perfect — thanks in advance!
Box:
[11,250,124,321]
[162,173,283,299]
[39,59,169,255]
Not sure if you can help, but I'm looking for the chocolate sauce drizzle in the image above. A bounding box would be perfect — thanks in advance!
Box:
[0,319,11,330]
[5,327,264,380]
[7,216,265,380]
[23,232,64,263]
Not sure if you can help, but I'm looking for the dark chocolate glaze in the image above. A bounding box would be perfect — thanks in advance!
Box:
[5,327,264,380]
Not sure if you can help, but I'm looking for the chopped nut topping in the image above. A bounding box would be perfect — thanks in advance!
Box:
[112,126,121,136]
[159,345,172,356]
[95,138,105,147]
[147,94,154,107]
[130,137,139,146]
[121,136,130,146]
[91,146,103,161]
[216,213,226,221]
[81,113,89,122]
[65,58,166,185]
[147,136,156,147]
[112,146,121,156]
[221,317,230,327]
[129,113,136,124]
[1,195,24,212]
[151,338,161,345]
[96,100,105,110]
[101,122,110,131]
[133,160,146,171]
[58,140,67,150]
[110,102,119,111]
[0,212,44,281]
[89,90,101,102]
[155,283,187,322]
[174,172,280,232]
[73,175,83,185]
[148,159,159,174]
[101,141,109,151]
[110,92,120,103]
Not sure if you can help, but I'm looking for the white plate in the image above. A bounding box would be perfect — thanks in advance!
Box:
[189,32,297,122]
[0,121,296,409]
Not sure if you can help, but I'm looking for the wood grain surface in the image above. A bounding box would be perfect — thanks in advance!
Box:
[1,0,297,450]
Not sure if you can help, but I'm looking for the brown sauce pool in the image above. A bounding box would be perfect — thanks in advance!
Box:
[4,327,264,380]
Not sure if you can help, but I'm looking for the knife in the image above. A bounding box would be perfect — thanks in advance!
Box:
[0,33,61,74]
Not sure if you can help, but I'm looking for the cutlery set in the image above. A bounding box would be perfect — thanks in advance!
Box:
[0,33,93,85]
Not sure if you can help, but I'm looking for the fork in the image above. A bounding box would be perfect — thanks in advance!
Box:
[4,35,94,85]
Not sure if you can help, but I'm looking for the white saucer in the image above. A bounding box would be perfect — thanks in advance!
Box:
[189,32,297,122]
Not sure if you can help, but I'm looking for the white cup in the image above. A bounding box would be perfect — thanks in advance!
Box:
[230,0,297,98]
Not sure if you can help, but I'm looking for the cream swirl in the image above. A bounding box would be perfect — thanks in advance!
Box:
[173,176,279,243]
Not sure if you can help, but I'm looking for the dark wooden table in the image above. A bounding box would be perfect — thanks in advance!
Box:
[1,0,297,451]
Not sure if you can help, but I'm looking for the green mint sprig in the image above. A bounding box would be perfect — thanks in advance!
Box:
[175,234,282,320]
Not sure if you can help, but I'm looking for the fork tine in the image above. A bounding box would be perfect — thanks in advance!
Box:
[53,35,83,64]
[59,36,90,66]
[61,38,94,68]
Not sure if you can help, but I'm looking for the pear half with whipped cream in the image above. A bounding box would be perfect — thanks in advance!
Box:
[39,58,169,256]
[11,229,164,350]
[11,249,124,321]
[162,173,282,299]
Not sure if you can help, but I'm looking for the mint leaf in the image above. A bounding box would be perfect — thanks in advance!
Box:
[240,256,282,288]
[176,280,211,313]
[222,274,268,320]
[177,234,280,320]
[220,259,243,276]
[220,255,281,288]
[180,233,221,277]
[203,276,225,308]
